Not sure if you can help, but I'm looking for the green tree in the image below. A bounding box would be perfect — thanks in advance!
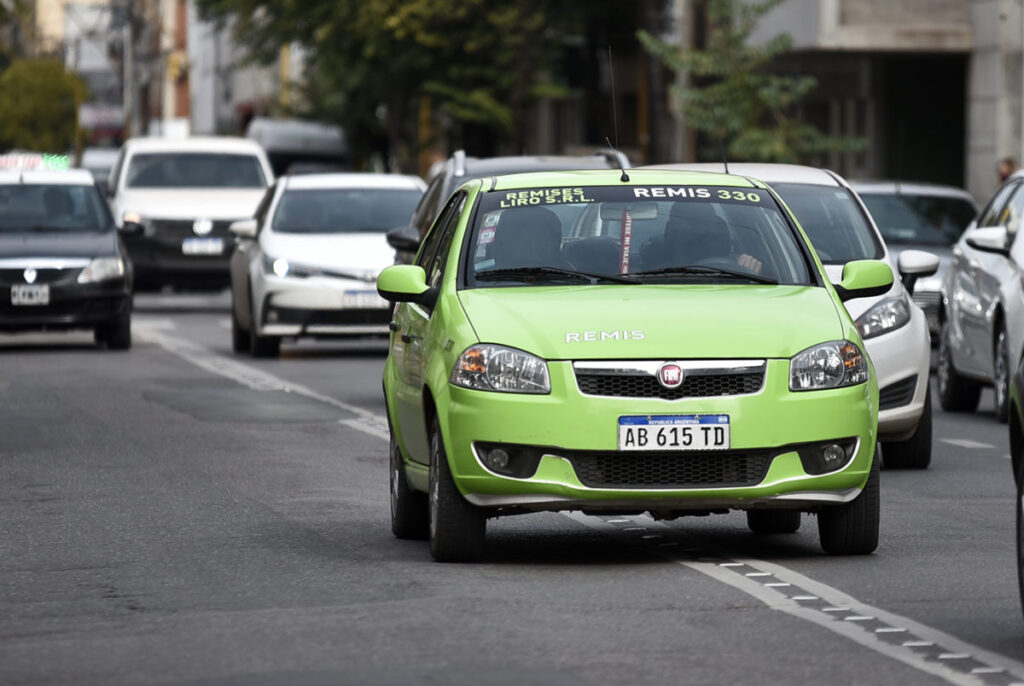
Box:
[638,0,861,162]
[0,59,86,153]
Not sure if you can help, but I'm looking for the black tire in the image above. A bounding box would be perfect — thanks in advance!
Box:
[390,428,428,540]
[937,320,981,412]
[231,300,251,353]
[747,509,801,534]
[428,417,485,562]
[995,325,1011,423]
[1016,459,1024,620]
[818,456,880,555]
[96,311,131,350]
[882,385,933,469]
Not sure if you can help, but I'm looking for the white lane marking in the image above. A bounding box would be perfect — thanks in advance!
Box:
[941,438,995,450]
[135,326,387,433]
[133,318,176,330]
[339,418,389,442]
[218,318,231,330]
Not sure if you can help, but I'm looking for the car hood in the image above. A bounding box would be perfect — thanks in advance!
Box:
[0,230,118,259]
[260,231,394,277]
[458,284,845,360]
[119,189,266,221]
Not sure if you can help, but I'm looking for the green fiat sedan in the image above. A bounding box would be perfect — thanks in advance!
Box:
[378,169,892,562]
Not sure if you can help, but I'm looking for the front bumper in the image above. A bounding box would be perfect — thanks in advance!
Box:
[0,280,130,332]
[123,225,234,286]
[864,303,931,441]
[255,272,390,338]
[426,359,878,513]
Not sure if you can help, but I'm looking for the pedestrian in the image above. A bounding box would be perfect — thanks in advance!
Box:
[998,156,1018,183]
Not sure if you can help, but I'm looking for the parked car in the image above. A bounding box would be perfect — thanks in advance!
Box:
[852,181,978,336]
[378,168,893,562]
[0,164,132,348]
[389,149,631,263]
[652,163,938,469]
[938,169,1024,421]
[229,173,425,357]
[107,136,274,291]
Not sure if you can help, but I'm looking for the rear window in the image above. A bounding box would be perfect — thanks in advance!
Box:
[271,188,423,233]
[0,184,112,233]
[859,192,976,246]
[770,183,884,263]
[125,152,267,189]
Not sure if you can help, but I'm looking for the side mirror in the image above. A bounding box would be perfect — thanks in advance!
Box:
[229,218,258,239]
[119,220,143,236]
[386,225,421,254]
[377,264,436,307]
[966,226,1010,256]
[833,259,894,302]
[896,249,940,294]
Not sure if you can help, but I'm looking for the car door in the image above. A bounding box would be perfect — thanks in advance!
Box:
[393,191,467,465]
[958,182,1024,377]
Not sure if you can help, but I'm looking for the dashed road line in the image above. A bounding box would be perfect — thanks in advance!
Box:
[941,438,996,450]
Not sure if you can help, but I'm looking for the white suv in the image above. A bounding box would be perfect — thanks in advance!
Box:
[107,137,274,290]
[653,163,939,468]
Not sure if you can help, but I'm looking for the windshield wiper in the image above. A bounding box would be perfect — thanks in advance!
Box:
[629,265,778,285]
[475,266,638,284]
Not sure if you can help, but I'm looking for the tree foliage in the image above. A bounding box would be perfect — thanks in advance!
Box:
[639,0,862,163]
[0,59,86,153]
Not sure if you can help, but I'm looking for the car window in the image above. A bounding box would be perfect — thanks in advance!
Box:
[769,183,884,263]
[978,181,1020,228]
[465,185,813,287]
[125,152,267,188]
[1000,185,1024,242]
[416,191,464,271]
[270,188,423,233]
[0,184,112,232]
[426,193,466,289]
[412,174,445,237]
[859,193,975,246]
[253,184,276,228]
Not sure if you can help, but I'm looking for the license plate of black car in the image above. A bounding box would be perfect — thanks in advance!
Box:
[10,284,49,306]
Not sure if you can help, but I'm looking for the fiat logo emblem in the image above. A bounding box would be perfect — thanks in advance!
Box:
[23,268,37,284]
[658,363,684,389]
[192,218,213,236]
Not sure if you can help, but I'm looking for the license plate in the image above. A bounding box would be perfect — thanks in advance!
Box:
[618,414,730,451]
[182,237,224,255]
[341,290,387,309]
[10,284,49,306]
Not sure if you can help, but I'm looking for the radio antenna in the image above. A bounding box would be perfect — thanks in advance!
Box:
[607,46,629,182]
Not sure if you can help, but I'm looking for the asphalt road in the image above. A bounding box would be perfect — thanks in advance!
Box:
[1,291,1022,686]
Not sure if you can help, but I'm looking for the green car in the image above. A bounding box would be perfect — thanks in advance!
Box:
[378,169,893,562]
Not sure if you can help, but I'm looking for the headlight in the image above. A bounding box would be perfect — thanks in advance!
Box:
[790,340,868,391]
[855,296,911,339]
[450,344,550,394]
[77,257,125,283]
[262,254,313,278]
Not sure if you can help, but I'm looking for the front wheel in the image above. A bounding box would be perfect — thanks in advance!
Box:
[1017,461,1024,619]
[937,320,980,412]
[882,385,932,469]
[390,429,428,540]
[231,296,251,353]
[95,311,131,350]
[817,456,880,555]
[428,417,485,562]
[995,326,1011,423]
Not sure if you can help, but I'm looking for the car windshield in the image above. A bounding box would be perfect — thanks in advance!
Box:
[769,183,884,264]
[858,192,976,246]
[0,184,112,233]
[271,188,423,233]
[466,185,813,287]
[125,152,267,188]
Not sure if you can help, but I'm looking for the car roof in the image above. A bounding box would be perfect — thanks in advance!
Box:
[0,169,96,186]
[122,136,267,155]
[455,153,627,178]
[850,179,978,204]
[647,162,844,187]
[282,172,426,191]
[483,168,764,191]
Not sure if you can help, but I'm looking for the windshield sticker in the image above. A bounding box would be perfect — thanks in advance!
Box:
[478,226,496,245]
[475,258,496,270]
[619,210,632,273]
[632,187,763,203]
[499,187,594,208]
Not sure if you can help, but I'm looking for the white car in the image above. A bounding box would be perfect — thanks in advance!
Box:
[652,163,939,468]
[228,173,425,357]
[107,136,274,290]
[938,169,1024,422]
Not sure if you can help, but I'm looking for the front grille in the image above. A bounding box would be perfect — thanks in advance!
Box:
[149,219,235,237]
[912,290,940,311]
[563,449,773,489]
[576,371,763,400]
[879,374,918,410]
[0,268,82,285]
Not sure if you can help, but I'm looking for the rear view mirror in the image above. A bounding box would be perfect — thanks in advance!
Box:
[599,202,659,221]
[966,226,1010,257]
[896,249,940,294]
[377,264,435,307]
[387,225,421,253]
[229,219,258,239]
[833,259,894,302]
